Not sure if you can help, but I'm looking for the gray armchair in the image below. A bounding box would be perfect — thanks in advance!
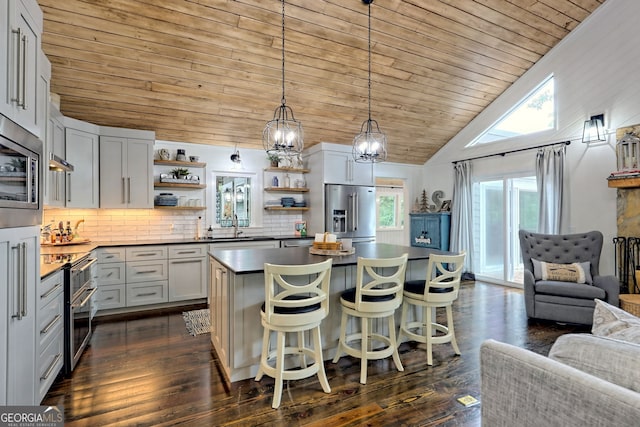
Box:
[518,230,619,325]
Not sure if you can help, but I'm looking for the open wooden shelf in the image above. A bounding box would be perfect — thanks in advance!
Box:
[607,176,640,188]
[264,167,309,173]
[264,187,309,192]
[154,160,206,168]
[154,206,205,211]
[154,182,206,189]
[264,206,309,211]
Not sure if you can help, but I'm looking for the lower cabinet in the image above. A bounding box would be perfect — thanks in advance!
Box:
[209,257,230,380]
[409,212,451,251]
[95,244,207,314]
[169,244,207,302]
[37,270,64,402]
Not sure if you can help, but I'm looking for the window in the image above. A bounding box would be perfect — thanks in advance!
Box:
[376,186,404,230]
[469,76,555,146]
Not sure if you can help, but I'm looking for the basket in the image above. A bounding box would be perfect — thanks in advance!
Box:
[313,241,341,250]
[620,294,640,317]
[313,232,341,250]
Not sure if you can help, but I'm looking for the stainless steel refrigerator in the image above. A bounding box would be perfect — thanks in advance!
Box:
[324,184,376,241]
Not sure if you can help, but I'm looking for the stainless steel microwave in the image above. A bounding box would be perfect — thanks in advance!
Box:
[0,114,42,228]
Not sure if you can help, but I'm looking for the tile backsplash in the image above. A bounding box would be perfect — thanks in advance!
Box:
[43,208,303,242]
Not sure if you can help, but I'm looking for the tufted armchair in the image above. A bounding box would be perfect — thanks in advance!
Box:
[518,230,619,325]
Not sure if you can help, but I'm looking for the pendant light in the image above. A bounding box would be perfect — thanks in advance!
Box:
[353,0,387,163]
[263,0,303,156]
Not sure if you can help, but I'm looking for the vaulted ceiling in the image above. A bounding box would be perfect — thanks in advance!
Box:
[38,0,605,164]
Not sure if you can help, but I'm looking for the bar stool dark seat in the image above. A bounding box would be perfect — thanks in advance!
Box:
[255,259,333,408]
[332,254,408,384]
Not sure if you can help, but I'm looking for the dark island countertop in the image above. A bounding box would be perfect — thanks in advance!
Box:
[209,243,450,275]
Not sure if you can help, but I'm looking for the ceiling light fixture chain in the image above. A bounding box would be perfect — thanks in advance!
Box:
[263,0,303,157]
[353,0,387,164]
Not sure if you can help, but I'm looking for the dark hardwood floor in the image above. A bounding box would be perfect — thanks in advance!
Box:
[43,282,590,426]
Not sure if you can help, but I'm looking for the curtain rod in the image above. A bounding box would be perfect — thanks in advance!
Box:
[451,140,571,164]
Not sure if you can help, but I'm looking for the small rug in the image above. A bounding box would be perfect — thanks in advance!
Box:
[182,308,211,336]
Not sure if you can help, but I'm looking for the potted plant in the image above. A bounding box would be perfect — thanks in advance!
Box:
[267,153,280,168]
[170,167,190,179]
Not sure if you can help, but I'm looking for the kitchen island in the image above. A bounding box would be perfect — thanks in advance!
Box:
[209,243,450,383]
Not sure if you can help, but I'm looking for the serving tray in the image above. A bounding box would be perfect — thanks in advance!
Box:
[309,247,355,256]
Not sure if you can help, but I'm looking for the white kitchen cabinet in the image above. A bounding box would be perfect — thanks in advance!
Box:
[0,225,39,405]
[168,244,207,302]
[65,118,100,208]
[305,143,374,186]
[44,108,66,206]
[125,246,168,306]
[37,270,63,402]
[0,0,43,138]
[95,247,126,311]
[100,127,155,209]
[209,257,230,380]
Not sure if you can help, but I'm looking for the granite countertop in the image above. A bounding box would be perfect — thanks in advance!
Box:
[210,242,448,275]
[38,236,289,278]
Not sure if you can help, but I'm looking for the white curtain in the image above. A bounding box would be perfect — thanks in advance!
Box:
[451,161,474,275]
[536,145,565,234]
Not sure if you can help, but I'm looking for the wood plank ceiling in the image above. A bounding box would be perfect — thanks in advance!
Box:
[38,0,605,165]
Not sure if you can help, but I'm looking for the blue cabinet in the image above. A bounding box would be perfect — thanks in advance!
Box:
[409,213,451,251]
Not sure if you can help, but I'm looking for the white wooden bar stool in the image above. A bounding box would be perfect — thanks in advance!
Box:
[398,252,466,366]
[332,254,408,384]
[255,259,333,409]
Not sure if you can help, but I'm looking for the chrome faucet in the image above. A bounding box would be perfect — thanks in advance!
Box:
[233,214,243,238]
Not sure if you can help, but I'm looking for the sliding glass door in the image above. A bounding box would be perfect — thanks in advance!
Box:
[474,176,538,286]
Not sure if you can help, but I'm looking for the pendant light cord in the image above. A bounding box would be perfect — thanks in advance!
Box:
[367,1,372,124]
[281,0,286,106]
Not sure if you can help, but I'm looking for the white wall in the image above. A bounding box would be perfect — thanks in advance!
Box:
[422,0,640,276]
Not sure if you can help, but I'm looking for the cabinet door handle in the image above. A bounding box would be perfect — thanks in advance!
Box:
[67,172,72,202]
[20,33,27,109]
[171,260,199,265]
[136,252,158,257]
[10,28,23,106]
[11,243,28,319]
[127,177,131,204]
[176,250,197,255]
[122,177,126,203]
[40,353,62,381]
[40,283,62,300]
[40,314,62,335]
[136,292,157,297]
[136,269,158,274]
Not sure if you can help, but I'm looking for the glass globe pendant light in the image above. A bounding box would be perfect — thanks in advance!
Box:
[353,0,387,163]
[263,0,303,156]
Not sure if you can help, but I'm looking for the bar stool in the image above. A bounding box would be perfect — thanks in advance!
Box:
[398,252,466,366]
[255,259,333,409]
[332,254,408,384]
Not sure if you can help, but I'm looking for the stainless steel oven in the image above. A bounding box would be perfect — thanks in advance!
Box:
[0,114,41,228]
[63,254,97,374]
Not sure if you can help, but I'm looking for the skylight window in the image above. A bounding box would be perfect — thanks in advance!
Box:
[470,76,555,145]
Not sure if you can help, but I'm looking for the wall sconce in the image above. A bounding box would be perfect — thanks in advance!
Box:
[236,187,244,202]
[582,114,606,143]
[223,188,232,202]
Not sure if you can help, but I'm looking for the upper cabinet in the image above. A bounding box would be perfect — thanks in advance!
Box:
[304,143,375,186]
[64,117,100,208]
[44,104,65,207]
[100,127,155,209]
[0,0,44,138]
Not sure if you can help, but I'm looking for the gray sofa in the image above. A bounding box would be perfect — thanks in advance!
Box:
[481,335,640,426]
[518,230,619,324]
